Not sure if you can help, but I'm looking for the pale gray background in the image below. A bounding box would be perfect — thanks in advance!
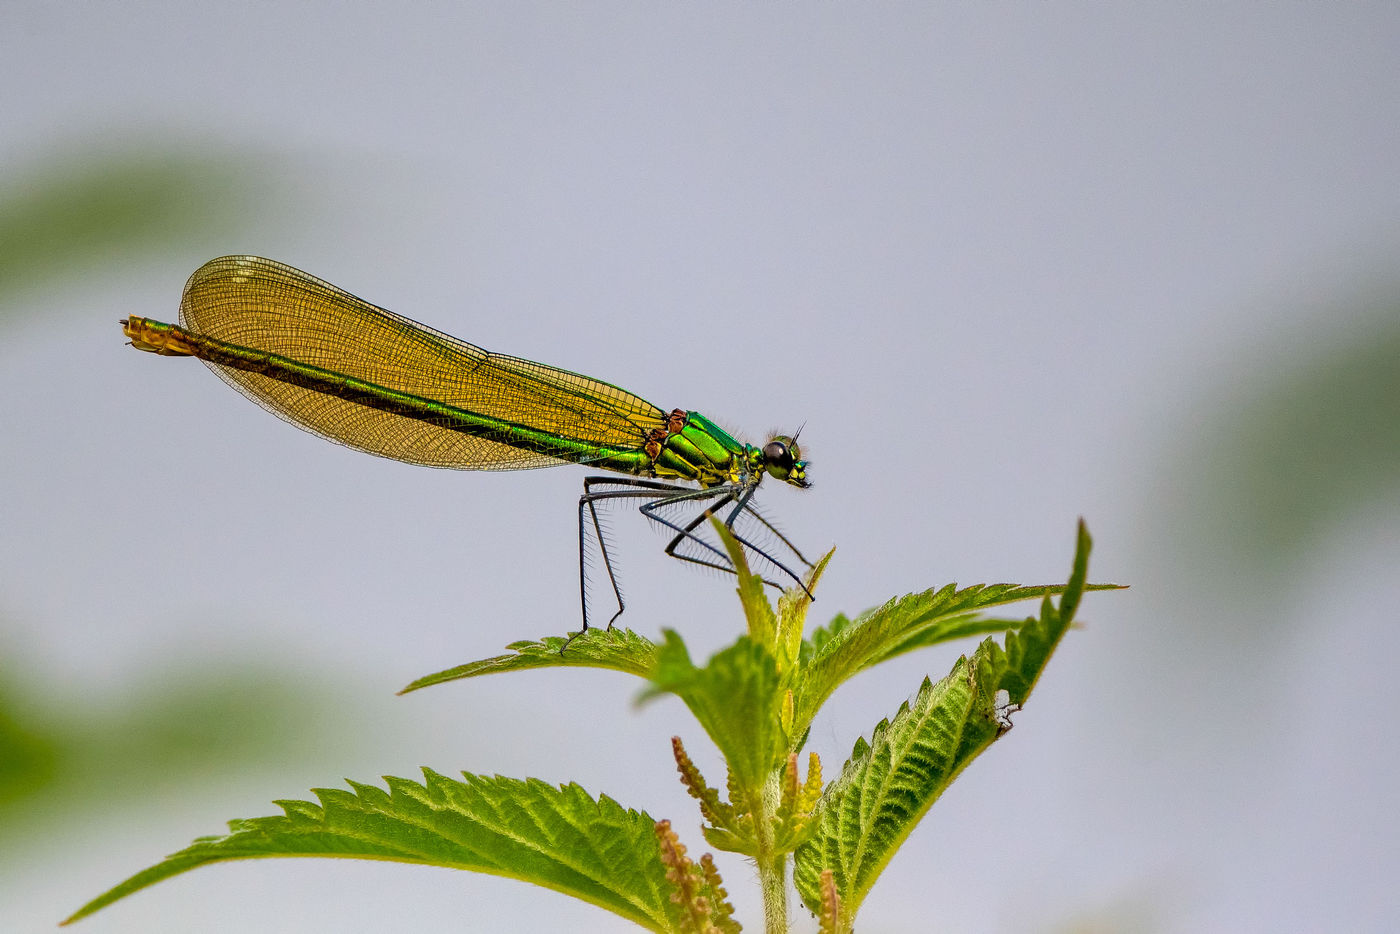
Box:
[3,4,1398,932]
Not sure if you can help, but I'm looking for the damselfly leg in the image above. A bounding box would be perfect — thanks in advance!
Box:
[576,476,812,634]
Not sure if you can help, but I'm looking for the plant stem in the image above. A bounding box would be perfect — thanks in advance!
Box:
[755,771,788,934]
[759,851,789,934]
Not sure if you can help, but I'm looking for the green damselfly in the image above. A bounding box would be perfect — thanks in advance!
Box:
[121,256,812,632]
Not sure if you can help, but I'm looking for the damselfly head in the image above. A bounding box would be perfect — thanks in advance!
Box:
[761,434,811,489]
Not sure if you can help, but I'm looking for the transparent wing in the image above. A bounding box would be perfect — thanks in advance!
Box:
[179,255,668,470]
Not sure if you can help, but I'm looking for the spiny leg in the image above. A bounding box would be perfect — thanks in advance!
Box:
[578,477,630,632]
[574,476,725,636]
[568,476,812,650]
[642,487,744,577]
[650,488,811,597]
[728,497,813,569]
[721,484,813,597]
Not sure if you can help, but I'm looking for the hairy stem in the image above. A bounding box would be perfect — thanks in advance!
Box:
[759,852,789,934]
[755,771,789,934]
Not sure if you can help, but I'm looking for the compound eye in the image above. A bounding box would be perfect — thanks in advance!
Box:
[763,440,793,470]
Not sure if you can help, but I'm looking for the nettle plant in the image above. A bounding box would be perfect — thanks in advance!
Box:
[67,521,1112,933]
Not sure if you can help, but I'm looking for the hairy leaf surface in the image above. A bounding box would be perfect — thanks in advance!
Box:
[401,628,658,693]
[66,771,681,932]
[792,522,1094,924]
[646,631,785,791]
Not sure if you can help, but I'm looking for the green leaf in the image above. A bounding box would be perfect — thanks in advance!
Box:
[791,662,988,926]
[792,522,1095,925]
[645,631,785,793]
[65,771,682,932]
[400,628,658,693]
[877,611,1033,651]
[998,520,1092,707]
[794,574,1118,737]
[777,547,835,670]
[710,517,778,646]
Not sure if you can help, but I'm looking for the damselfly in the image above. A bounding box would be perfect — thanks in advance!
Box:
[121,256,812,631]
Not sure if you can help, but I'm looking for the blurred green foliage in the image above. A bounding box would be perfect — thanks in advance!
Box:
[0,139,322,842]
[1176,303,1400,577]
[0,138,295,316]
[0,677,57,806]
[0,644,340,845]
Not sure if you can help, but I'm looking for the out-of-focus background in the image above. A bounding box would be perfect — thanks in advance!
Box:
[3,5,1397,932]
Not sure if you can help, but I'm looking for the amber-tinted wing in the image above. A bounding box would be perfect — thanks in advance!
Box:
[179,255,667,469]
